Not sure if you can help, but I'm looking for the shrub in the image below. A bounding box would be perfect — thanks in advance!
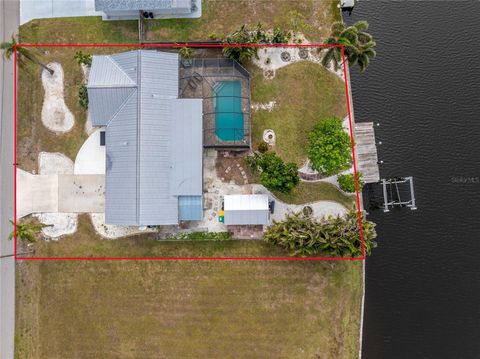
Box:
[178,46,194,59]
[338,172,363,193]
[270,27,291,44]
[223,25,259,63]
[167,231,231,241]
[257,142,269,153]
[264,209,377,257]
[79,84,88,109]
[257,152,299,193]
[74,50,92,66]
[307,117,352,176]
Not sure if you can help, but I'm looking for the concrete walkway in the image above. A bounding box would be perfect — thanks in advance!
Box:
[17,169,104,218]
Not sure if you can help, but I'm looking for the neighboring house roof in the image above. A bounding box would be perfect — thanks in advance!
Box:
[95,0,192,12]
[87,50,202,226]
[224,195,270,225]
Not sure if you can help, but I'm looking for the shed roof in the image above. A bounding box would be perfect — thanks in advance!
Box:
[88,50,202,225]
[224,195,270,225]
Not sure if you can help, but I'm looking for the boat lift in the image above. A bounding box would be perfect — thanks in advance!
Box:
[381,176,417,212]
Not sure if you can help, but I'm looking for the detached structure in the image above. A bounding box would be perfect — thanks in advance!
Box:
[223,195,270,226]
[87,50,203,225]
[95,0,201,20]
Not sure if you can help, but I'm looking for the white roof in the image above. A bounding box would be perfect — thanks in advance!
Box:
[224,194,269,211]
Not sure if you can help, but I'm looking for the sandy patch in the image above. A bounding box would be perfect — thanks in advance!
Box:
[33,212,77,239]
[90,213,156,239]
[251,101,277,112]
[38,151,73,175]
[41,62,74,133]
[251,33,344,80]
[35,152,78,237]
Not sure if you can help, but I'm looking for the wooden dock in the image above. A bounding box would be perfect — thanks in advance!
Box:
[354,122,380,183]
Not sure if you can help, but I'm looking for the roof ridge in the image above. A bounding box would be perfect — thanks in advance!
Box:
[109,52,138,85]
[104,87,138,128]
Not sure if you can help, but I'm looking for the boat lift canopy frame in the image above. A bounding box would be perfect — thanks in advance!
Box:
[381,176,417,212]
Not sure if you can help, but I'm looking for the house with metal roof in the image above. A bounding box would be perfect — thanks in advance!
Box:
[95,0,201,20]
[87,50,203,226]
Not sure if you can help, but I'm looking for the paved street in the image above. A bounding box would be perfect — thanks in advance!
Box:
[1,1,19,358]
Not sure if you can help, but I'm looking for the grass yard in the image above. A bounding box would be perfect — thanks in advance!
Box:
[275,181,356,209]
[251,61,348,166]
[16,219,362,358]
[19,0,341,44]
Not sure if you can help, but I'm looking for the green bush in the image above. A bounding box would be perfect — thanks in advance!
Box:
[257,152,299,193]
[338,172,363,193]
[223,25,259,63]
[307,117,352,176]
[79,84,88,109]
[264,209,377,257]
[178,46,194,59]
[257,142,269,153]
[166,231,231,241]
[74,50,92,66]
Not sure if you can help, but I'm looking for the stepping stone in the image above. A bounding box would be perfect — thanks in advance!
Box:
[236,163,240,167]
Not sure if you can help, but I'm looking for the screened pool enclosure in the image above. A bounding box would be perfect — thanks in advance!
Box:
[179,58,251,149]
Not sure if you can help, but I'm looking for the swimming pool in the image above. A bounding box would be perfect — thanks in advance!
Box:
[214,81,244,141]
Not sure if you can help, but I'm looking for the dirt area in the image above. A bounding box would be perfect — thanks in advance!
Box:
[215,151,258,185]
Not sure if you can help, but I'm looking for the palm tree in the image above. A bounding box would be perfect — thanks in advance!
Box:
[223,25,259,64]
[178,46,194,60]
[8,220,45,243]
[1,34,54,75]
[321,20,376,73]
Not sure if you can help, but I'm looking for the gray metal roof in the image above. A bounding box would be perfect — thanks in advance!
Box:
[170,99,203,195]
[95,0,191,11]
[224,195,270,225]
[88,50,203,226]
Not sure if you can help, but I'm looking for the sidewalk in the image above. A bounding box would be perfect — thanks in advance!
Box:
[0,1,20,358]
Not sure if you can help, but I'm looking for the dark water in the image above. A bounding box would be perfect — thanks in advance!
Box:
[345,2,480,358]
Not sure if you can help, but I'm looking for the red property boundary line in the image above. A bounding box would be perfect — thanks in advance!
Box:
[12,43,365,261]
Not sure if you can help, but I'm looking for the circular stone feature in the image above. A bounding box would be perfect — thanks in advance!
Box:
[280,51,291,62]
[264,69,275,80]
[263,129,276,144]
[302,205,313,217]
[298,49,309,59]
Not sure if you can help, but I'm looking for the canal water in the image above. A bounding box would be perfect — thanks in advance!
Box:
[345,2,480,358]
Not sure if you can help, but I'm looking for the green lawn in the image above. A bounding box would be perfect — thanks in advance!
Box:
[16,216,362,359]
[20,0,340,44]
[251,61,348,166]
[275,181,356,209]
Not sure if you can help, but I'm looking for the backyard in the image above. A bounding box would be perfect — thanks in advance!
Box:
[15,217,362,359]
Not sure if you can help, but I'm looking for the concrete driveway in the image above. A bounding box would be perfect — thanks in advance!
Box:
[17,169,104,218]
[20,0,101,25]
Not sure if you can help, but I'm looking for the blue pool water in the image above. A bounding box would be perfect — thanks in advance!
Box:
[214,81,244,141]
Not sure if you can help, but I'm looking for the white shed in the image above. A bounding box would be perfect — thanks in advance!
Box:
[223,195,270,225]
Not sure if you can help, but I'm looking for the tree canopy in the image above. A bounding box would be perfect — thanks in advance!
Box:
[251,152,299,193]
[307,117,352,176]
[321,20,376,73]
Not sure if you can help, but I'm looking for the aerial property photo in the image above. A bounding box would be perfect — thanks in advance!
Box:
[0,0,385,358]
